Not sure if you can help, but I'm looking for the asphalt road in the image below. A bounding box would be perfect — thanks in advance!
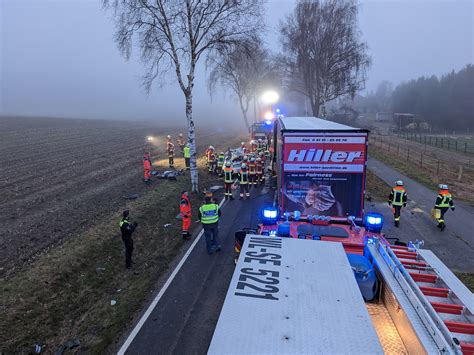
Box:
[368,158,474,273]
[123,185,274,354]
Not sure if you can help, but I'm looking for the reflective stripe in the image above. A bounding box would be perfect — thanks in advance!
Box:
[436,193,452,208]
[240,171,248,184]
[391,189,405,206]
[199,204,219,224]
[119,218,128,227]
[224,168,233,183]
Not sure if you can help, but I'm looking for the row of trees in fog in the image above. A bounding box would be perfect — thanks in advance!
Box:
[391,65,473,130]
[104,0,370,191]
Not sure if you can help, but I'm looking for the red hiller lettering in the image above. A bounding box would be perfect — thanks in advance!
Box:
[287,149,362,163]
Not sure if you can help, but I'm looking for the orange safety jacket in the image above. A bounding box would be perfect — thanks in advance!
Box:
[248,162,256,175]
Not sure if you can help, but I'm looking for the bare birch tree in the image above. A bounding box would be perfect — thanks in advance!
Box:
[104,0,264,192]
[207,39,279,131]
[280,0,370,116]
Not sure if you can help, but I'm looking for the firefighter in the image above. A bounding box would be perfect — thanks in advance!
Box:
[180,191,192,239]
[250,140,257,153]
[177,133,185,155]
[256,157,264,184]
[240,141,247,155]
[143,151,152,164]
[217,152,225,175]
[238,163,250,199]
[183,144,191,170]
[198,195,222,254]
[248,157,257,186]
[223,161,234,200]
[257,139,263,155]
[434,184,455,231]
[388,180,407,227]
[143,157,152,183]
[119,210,137,269]
[208,150,217,173]
[205,145,214,170]
[167,141,175,168]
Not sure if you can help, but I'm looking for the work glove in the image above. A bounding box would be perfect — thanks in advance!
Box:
[451,207,455,211]
[403,203,407,207]
[388,201,392,206]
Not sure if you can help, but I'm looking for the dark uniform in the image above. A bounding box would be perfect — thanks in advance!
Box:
[119,211,137,268]
[434,189,455,231]
[238,166,250,199]
[223,164,234,200]
[183,145,191,170]
[388,186,407,227]
[198,198,222,254]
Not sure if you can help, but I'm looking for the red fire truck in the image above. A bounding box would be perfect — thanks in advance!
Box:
[209,117,473,354]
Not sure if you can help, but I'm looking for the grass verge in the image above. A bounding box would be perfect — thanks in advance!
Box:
[455,273,474,292]
[365,169,391,202]
[0,147,238,353]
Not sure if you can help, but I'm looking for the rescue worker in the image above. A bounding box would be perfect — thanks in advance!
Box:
[216,152,225,175]
[180,191,192,239]
[205,145,214,170]
[183,144,191,170]
[143,157,152,183]
[143,151,152,164]
[167,141,175,168]
[248,157,257,186]
[198,195,222,254]
[434,184,455,231]
[208,150,217,173]
[257,139,263,155]
[388,180,407,227]
[241,141,247,155]
[177,133,185,155]
[238,163,250,199]
[223,161,234,200]
[119,210,137,269]
[250,140,257,153]
[256,157,264,184]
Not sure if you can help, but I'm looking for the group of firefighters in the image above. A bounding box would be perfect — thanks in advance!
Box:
[388,180,454,231]
[142,134,191,182]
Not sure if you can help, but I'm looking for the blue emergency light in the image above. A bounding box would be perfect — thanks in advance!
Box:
[262,207,279,225]
[265,120,272,125]
[365,213,384,233]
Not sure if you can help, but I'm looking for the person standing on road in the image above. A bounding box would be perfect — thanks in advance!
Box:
[223,161,235,200]
[119,210,138,269]
[180,191,192,240]
[434,184,455,231]
[256,157,264,185]
[248,157,257,187]
[198,196,222,254]
[388,180,407,227]
[183,144,191,170]
[167,141,175,169]
[238,163,250,200]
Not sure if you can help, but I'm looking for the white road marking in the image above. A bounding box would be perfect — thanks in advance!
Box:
[117,197,226,355]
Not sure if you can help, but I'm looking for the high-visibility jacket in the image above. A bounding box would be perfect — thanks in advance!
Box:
[239,170,249,184]
[143,159,151,170]
[389,186,407,206]
[223,167,234,183]
[205,149,214,162]
[199,203,219,224]
[183,146,190,158]
[435,190,454,208]
[217,154,225,167]
[248,162,256,175]
[180,193,191,217]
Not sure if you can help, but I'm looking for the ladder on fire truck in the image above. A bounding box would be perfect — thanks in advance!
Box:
[371,239,474,354]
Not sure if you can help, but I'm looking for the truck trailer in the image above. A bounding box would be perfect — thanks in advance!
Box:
[212,117,473,354]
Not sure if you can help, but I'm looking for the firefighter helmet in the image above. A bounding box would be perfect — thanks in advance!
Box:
[241,141,245,145]
[167,135,171,139]
[179,133,183,137]
[250,157,255,162]
[220,151,224,155]
[256,157,261,162]
[395,180,404,186]
[209,145,214,150]
[225,161,231,167]
[243,155,248,161]
[241,163,247,169]
[439,184,449,190]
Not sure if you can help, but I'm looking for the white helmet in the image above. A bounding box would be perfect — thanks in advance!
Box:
[241,163,247,169]
[167,135,171,139]
[395,180,404,186]
[179,133,183,137]
[241,141,245,145]
[225,161,231,167]
[209,145,214,150]
[439,184,449,190]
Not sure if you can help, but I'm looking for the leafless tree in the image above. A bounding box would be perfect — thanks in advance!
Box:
[207,39,279,131]
[104,0,264,192]
[280,0,370,116]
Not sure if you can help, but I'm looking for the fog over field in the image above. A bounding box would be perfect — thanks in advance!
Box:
[1,0,472,127]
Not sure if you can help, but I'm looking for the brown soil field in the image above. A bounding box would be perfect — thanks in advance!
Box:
[0,116,233,277]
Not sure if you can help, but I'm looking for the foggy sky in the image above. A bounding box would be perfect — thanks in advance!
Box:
[1,0,473,125]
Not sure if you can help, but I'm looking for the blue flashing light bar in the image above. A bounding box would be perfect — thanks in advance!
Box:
[365,212,384,233]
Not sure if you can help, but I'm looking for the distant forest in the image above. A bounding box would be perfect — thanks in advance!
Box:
[392,65,473,130]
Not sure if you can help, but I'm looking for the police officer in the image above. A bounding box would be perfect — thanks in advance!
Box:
[388,180,407,227]
[119,210,137,269]
[434,184,455,231]
[223,161,234,200]
[183,144,191,170]
[198,196,222,254]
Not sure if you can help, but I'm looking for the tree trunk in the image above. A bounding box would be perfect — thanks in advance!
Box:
[185,91,199,192]
[310,96,321,117]
[239,96,251,132]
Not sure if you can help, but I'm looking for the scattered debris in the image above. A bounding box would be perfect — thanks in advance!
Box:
[164,223,172,228]
[35,343,42,353]
[54,339,80,355]
[110,300,117,306]
[123,193,140,200]
[152,169,185,181]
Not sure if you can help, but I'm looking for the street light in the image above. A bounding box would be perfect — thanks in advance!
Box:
[260,90,279,104]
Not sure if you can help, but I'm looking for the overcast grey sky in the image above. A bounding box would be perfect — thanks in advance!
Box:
[1,0,473,124]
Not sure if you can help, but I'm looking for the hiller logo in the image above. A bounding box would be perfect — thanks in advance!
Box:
[287,149,362,162]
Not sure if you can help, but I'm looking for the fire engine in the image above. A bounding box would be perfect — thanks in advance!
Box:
[209,117,473,354]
